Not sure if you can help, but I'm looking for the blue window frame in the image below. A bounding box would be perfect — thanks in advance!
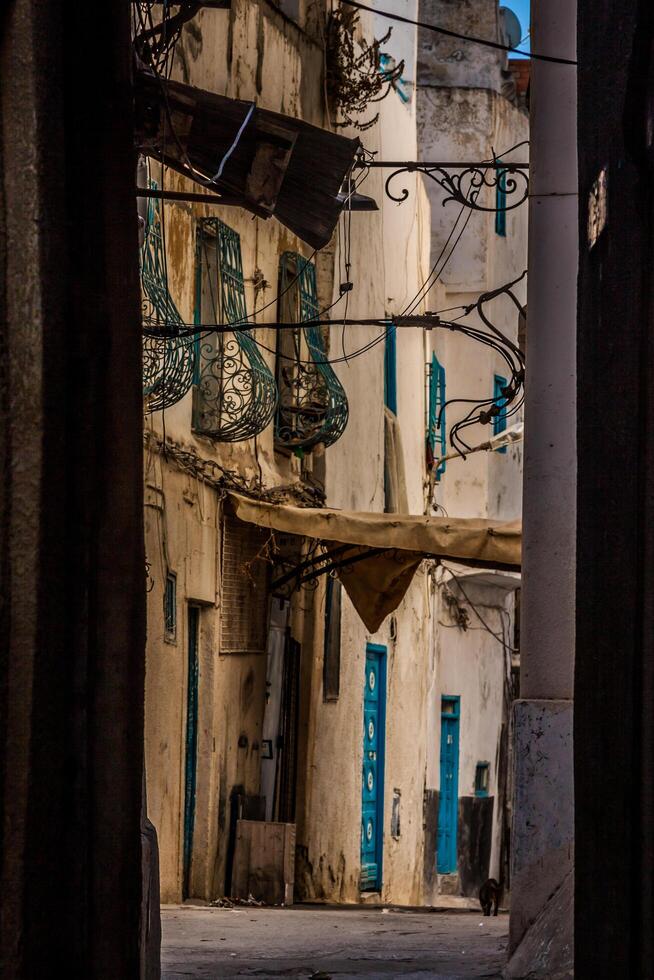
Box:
[475,762,490,798]
[495,165,507,236]
[428,354,446,479]
[384,326,397,414]
[493,374,508,453]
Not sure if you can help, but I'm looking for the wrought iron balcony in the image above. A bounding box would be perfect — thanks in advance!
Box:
[275,252,349,452]
[141,190,196,413]
[192,220,277,442]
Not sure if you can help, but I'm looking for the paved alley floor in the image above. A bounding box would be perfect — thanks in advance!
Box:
[161,904,508,980]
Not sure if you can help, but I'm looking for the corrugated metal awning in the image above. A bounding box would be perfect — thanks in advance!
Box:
[135,70,361,249]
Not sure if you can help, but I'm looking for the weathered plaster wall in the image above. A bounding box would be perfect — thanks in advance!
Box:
[416,87,528,524]
[294,3,435,906]
[143,0,436,908]
[143,1,336,903]
[416,0,527,906]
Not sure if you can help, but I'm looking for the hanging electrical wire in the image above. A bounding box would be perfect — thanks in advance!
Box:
[338,0,577,66]
[437,271,527,457]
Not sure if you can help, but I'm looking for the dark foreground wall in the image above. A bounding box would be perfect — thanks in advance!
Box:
[0,1,146,976]
[576,0,654,976]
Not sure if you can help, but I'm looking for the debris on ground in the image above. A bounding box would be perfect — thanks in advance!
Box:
[210,893,266,909]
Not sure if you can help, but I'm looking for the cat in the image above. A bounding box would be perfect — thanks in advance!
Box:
[479,877,500,916]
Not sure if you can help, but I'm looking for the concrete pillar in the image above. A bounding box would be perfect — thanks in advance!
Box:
[507,0,577,974]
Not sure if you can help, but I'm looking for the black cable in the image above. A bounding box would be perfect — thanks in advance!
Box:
[339,0,577,66]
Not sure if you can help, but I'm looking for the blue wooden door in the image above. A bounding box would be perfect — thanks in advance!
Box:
[361,644,386,891]
[437,696,460,874]
[183,606,200,899]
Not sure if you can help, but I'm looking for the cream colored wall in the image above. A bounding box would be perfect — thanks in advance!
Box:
[143,1,335,903]
[142,0,435,906]
[418,86,528,522]
[294,2,436,906]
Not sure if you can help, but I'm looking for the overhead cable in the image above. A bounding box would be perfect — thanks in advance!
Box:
[339,0,576,66]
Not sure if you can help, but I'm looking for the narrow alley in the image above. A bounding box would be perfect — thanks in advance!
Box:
[5,0,652,978]
[161,906,507,980]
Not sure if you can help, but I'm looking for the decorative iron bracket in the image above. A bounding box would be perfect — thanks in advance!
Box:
[354,157,529,212]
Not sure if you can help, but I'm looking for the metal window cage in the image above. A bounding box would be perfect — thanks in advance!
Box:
[274,251,348,452]
[141,184,196,413]
[192,218,277,442]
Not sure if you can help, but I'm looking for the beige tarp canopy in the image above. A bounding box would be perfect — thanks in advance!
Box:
[226,493,521,633]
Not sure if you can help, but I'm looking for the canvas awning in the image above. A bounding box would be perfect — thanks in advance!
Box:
[225,493,521,633]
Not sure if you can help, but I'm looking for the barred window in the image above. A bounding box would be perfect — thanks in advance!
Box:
[220,516,270,654]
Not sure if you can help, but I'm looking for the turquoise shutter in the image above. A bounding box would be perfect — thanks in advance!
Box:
[428,354,446,478]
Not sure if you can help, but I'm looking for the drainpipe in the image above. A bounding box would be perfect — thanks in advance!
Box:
[506,0,577,974]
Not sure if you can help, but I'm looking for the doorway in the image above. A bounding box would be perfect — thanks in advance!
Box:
[360,643,387,892]
[182,605,200,899]
[437,696,460,874]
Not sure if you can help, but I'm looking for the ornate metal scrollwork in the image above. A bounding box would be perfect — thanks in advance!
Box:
[192,220,277,442]
[141,190,196,413]
[275,253,349,452]
[380,163,529,212]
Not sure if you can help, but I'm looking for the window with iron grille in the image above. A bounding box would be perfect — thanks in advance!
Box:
[220,516,270,654]
[475,762,490,797]
[493,374,508,453]
[323,577,341,701]
[428,353,446,479]
[193,219,277,442]
[275,251,348,452]
[164,571,177,642]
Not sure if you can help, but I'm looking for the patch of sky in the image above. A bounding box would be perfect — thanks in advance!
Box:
[501,0,530,59]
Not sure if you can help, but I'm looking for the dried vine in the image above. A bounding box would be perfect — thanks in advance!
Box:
[325,6,405,131]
